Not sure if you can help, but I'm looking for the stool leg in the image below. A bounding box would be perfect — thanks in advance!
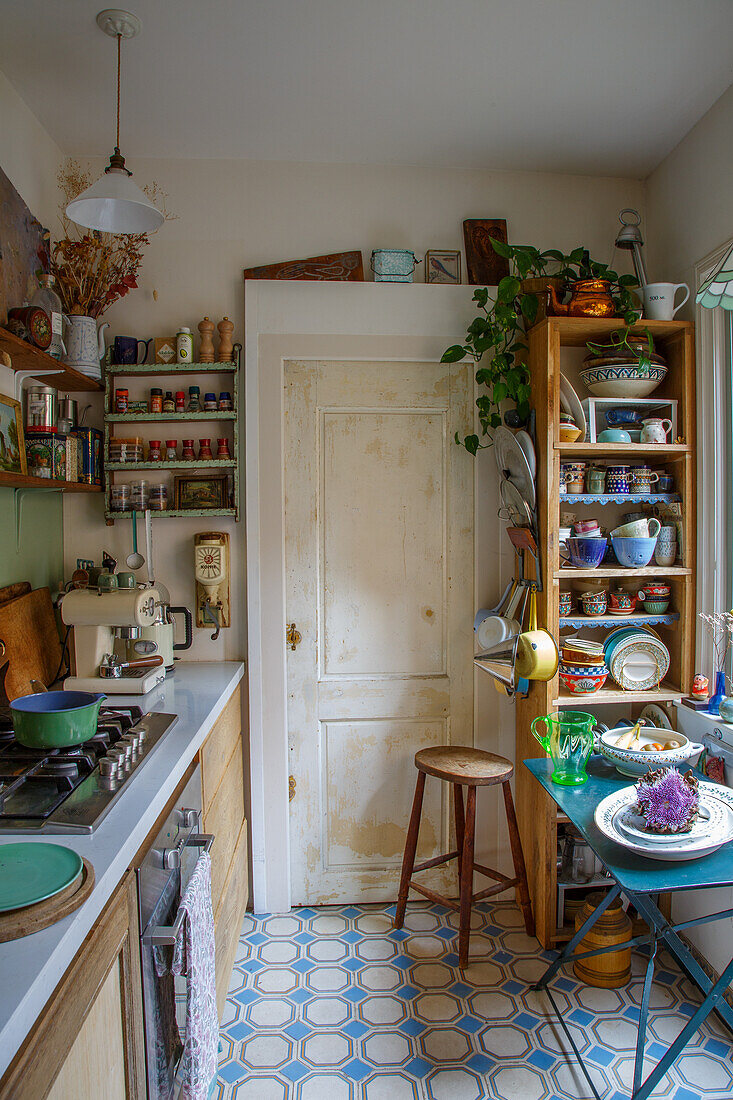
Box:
[395,770,426,928]
[458,785,476,969]
[502,779,535,938]
[453,783,465,879]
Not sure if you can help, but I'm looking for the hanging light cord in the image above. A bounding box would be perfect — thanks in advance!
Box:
[116,32,121,151]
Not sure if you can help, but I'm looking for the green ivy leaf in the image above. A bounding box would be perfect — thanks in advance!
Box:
[493,382,508,403]
[497,276,521,303]
[472,287,490,307]
[490,238,512,259]
[464,434,480,454]
[490,413,502,428]
[520,293,539,325]
[441,345,466,363]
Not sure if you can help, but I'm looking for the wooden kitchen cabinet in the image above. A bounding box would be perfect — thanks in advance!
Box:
[1,871,146,1100]
[200,684,249,1019]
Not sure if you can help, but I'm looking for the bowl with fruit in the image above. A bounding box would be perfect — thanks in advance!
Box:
[598,723,704,778]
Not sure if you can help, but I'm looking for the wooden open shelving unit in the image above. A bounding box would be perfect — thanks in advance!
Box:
[515,317,696,949]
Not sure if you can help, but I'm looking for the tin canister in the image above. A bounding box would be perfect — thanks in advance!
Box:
[26,385,57,434]
[71,427,103,485]
[370,249,420,282]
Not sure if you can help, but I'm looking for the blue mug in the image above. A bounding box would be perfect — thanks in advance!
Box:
[563,537,607,569]
[114,336,152,365]
[611,535,657,568]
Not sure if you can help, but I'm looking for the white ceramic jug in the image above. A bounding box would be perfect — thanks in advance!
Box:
[640,416,673,444]
[63,316,109,379]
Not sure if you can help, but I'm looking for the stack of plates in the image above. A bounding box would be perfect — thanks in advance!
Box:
[604,627,669,691]
[595,783,733,862]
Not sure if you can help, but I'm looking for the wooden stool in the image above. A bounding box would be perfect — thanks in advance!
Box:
[394,746,534,968]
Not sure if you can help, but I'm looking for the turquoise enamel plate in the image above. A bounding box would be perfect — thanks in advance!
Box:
[0,843,83,912]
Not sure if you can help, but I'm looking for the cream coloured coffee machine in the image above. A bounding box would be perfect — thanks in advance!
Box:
[61,587,167,695]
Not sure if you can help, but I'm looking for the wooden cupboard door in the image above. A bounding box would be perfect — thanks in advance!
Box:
[46,964,127,1100]
[285,358,474,904]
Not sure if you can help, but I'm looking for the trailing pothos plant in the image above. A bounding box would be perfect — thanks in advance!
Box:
[442,241,640,453]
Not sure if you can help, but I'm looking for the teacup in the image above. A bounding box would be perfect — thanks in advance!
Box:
[562,537,607,569]
[606,464,631,494]
[655,543,677,566]
[580,590,608,616]
[611,517,661,540]
[611,535,657,568]
[559,591,573,615]
[629,468,659,493]
[585,467,606,493]
[640,282,690,321]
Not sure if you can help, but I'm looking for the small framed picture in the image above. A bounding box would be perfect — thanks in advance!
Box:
[425,250,462,284]
[173,471,229,510]
[0,393,27,475]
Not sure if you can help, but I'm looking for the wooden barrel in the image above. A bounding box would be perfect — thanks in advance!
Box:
[573,891,632,988]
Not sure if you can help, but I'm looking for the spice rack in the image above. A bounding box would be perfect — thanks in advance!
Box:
[514,317,696,948]
[103,350,239,522]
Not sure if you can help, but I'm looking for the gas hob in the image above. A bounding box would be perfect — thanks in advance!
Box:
[0,706,177,833]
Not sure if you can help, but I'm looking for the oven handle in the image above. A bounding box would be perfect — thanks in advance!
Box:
[150,833,215,946]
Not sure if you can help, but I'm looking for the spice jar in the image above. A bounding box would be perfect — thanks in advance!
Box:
[216,438,231,459]
[198,438,213,460]
[204,392,217,411]
[176,326,193,364]
[150,388,163,413]
[111,484,131,512]
[149,483,168,510]
[218,391,232,410]
[166,439,178,460]
[148,439,162,462]
[115,388,129,413]
[131,480,149,510]
[163,392,175,413]
[187,386,201,412]
[175,391,185,412]
[181,438,195,460]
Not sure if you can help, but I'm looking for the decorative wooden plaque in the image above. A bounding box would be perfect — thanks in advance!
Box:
[243,251,364,282]
[463,220,510,286]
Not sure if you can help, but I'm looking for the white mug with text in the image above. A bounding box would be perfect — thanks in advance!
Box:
[641,282,690,320]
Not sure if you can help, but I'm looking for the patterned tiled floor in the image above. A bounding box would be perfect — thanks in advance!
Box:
[214,900,733,1099]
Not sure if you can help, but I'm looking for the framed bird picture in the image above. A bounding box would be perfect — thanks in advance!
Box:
[425,249,461,284]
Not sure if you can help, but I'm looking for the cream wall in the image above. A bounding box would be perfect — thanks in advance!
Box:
[63,154,644,665]
[0,70,66,592]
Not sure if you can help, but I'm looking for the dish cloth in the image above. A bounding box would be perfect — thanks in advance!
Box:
[170,851,218,1100]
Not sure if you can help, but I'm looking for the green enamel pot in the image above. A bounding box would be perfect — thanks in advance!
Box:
[11,691,106,749]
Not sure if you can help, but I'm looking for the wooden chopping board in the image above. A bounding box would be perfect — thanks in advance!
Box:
[0,858,94,942]
[0,587,63,700]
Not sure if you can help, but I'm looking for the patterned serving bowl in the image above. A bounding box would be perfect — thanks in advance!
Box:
[561,639,605,665]
[580,363,667,399]
[598,725,703,777]
[642,600,670,614]
[558,664,609,695]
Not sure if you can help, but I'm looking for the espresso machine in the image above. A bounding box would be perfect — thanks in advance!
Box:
[61,587,167,695]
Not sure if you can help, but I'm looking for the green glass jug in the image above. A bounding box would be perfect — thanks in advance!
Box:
[530,710,606,786]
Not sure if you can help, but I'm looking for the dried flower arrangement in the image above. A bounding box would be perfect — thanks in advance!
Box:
[635,768,699,834]
[698,610,733,672]
[50,160,173,318]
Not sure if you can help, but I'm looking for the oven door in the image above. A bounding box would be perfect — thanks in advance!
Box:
[138,766,215,1100]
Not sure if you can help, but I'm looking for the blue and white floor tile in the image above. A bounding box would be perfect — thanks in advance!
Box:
[214,901,732,1099]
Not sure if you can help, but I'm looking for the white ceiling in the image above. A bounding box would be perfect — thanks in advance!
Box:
[1,0,732,177]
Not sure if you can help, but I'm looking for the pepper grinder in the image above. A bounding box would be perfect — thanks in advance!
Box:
[217,317,234,362]
[198,317,215,363]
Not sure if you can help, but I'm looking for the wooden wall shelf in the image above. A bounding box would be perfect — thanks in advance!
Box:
[0,471,102,492]
[515,316,696,950]
[0,329,104,392]
[109,362,237,376]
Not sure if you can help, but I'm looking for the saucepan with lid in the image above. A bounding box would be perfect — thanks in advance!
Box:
[11,690,106,749]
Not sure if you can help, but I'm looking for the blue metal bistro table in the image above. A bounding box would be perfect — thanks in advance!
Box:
[524,756,733,1100]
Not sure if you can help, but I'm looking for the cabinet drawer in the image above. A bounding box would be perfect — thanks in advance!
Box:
[204,741,245,914]
[201,686,242,814]
[214,819,249,1021]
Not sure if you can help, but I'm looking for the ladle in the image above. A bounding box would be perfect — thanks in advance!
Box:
[126,510,145,570]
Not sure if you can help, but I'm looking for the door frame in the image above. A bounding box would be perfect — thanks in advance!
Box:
[245,281,480,913]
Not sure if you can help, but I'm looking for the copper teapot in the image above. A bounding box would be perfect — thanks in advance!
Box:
[548,278,617,318]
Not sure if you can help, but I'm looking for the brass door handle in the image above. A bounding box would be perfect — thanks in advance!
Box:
[286,623,301,650]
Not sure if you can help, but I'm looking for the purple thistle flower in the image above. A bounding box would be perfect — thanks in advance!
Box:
[635,768,699,833]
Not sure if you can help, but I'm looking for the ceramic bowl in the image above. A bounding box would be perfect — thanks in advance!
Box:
[580,364,667,398]
[643,600,670,614]
[559,424,583,443]
[565,537,608,569]
[559,667,608,695]
[558,592,573,615]
[611,535,657,568]
[598,726,703,778]
[579,591,608,616]
[561,641,605,665]
[598,429,632,443]
[612,518,661,540]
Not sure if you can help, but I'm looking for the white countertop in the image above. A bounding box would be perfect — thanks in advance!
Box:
[0,660,245,1080]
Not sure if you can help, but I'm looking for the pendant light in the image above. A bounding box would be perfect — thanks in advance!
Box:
[66,9,164,235]
[614,208,648,287]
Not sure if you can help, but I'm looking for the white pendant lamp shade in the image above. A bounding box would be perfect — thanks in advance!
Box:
[66,161,164,234]
[696,243,733,311]
[66,11,164,236]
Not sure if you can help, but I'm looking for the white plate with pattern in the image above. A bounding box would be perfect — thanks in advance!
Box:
[594,783,733,861]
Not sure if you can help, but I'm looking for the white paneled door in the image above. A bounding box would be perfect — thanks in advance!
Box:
[285,358,474,904]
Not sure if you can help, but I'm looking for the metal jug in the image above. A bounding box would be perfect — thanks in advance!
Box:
[530,710,607,786]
